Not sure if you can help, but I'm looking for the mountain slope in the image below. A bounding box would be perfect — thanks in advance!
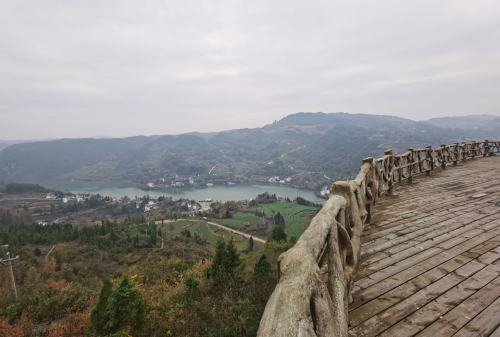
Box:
[0,112,493,190]
[425,114,500,138]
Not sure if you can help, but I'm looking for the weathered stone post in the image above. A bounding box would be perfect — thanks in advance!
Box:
[453,143,459,165]
[362,157,374,223]
[440,144,447,169]
[384,150,395,195]
[416,149,423,174]
[407,148,414,184]
[460,142,466,161]
[426,146,433,175]
[483,140,490,157]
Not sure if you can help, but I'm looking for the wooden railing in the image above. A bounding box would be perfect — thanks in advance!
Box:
[257,140,500,337]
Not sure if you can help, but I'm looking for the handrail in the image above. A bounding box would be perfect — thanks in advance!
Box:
[257,140,500,337]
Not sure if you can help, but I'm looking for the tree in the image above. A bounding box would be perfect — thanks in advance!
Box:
[185,275,199,292]
[91,276,147,336]
[91,278,112,335]
[273,212,285,225]
[148,226,157,246]
[106,276,147,334]
[184,275,199,301]
[253,255,272,280]
[253,255,275,305]
[207,240,240,292]
[248,236,254,252]
[224,240,240,273]
[270,224,287,242]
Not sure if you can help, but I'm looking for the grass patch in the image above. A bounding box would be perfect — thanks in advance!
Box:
[220,201,320,240]
[163,220,261,251]
[220,212,266,230]
[253,202,320,239]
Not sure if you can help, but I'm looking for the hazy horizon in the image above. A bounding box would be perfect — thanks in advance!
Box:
[1,1,499,139]
[0,111,499,142]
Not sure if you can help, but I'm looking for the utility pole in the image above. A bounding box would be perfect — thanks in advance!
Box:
[1,252,19,300]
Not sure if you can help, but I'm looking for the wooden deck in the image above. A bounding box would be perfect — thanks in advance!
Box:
[349,156,500,337]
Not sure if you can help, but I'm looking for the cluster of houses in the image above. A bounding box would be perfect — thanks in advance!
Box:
[45,192,91,204]
[144,174,243,191]
[145,176,197,190]
[137,197,202,214]
[319,186,330,197]
[267,176,293,184]
[141,200,157,212]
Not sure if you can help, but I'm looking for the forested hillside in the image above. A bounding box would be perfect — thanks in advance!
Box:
[0,112,491,190]
[0,202,307,337]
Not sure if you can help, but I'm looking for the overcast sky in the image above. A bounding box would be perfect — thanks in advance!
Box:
[1,0,499,139]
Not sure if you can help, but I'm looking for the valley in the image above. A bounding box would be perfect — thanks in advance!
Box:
[0,112,497,337]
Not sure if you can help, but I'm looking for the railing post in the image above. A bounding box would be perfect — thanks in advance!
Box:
[426,146,434,175]
[384,149,395,195]
[453,143,459,165]
[407,148,414,184]
[440,144,447,169]
[417,149,423,174]
[492,141,498,156]
[362,157,374,223]
[397,157,403,184]
[484,140,490,156]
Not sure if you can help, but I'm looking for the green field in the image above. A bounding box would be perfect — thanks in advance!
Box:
[220,212,266,230]
[163,220,262,251]
[221,201,320,240]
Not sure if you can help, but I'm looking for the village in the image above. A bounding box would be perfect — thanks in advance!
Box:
[0,183,219,228]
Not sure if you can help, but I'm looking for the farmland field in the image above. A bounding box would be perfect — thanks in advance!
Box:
[162,220,263,251]
[220,201,320,240]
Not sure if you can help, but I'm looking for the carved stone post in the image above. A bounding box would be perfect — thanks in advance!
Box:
[426,146,433,175]
[440,144,447,169]
[484,140,491,156]
[384,150,395,195]
[416,150,423,174]
[453,143,459,165]
[362,157,374,223]
[407,148,414,184]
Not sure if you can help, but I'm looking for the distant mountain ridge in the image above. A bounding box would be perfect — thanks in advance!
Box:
[426,114,500,133]
[0,112,497,190]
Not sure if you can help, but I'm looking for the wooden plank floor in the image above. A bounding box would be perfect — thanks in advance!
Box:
[349,156,500,337]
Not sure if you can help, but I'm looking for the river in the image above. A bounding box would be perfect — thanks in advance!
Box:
[56,181,324,203]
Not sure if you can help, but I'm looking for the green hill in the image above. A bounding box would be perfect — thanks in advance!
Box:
[0,112,489,190]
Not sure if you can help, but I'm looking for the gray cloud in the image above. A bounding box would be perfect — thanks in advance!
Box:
[1,0,499,139]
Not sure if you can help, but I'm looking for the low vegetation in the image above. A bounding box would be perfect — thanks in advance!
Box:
[0,194,307,337]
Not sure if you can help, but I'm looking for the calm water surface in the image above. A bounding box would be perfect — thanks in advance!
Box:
[56,181,324,203]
